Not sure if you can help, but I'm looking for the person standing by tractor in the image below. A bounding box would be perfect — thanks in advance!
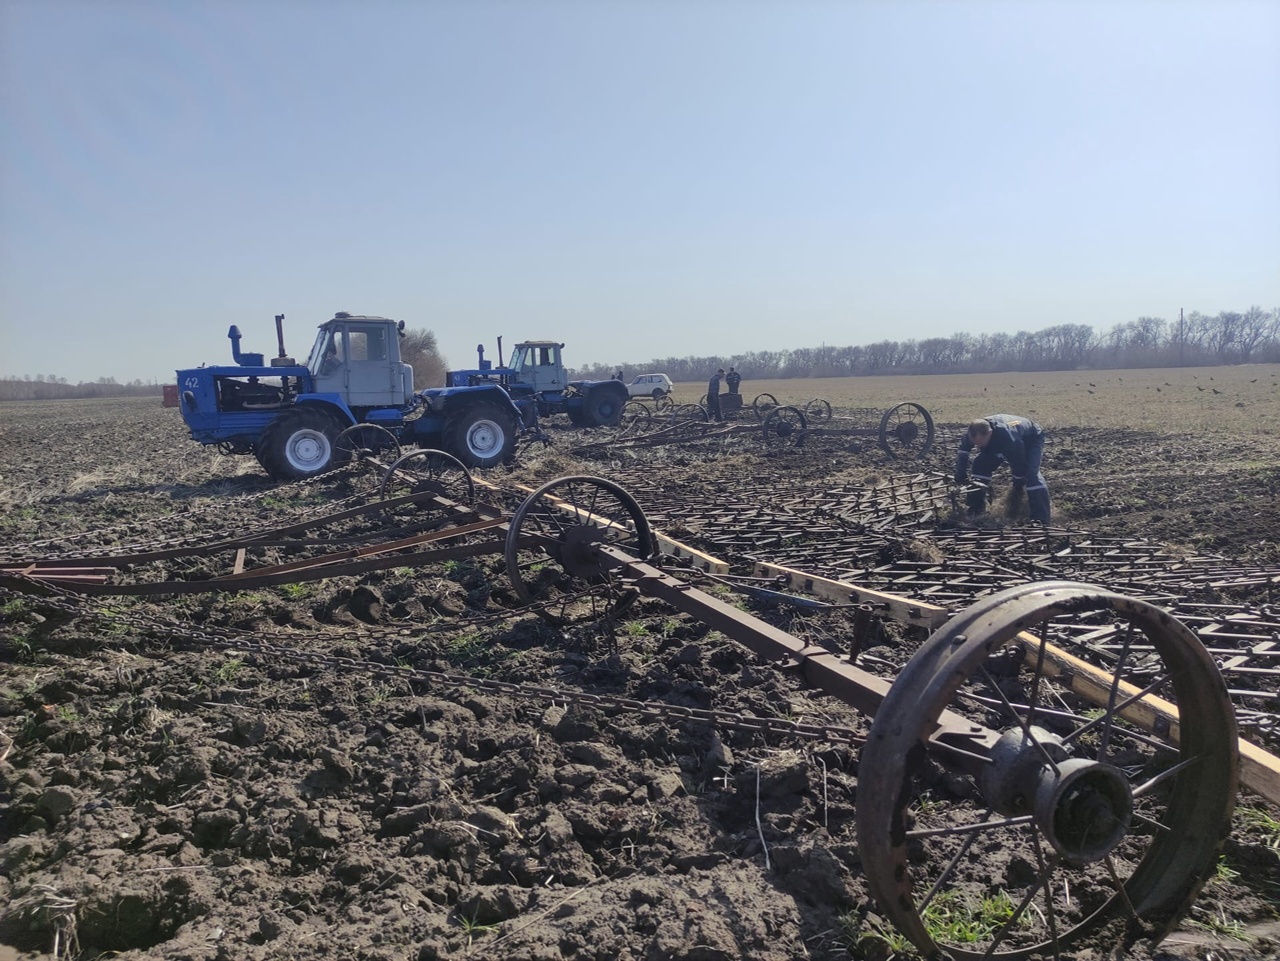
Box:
[953,414,1050,524]
[706,368,725,422]
[726,366,742,395]
[614,369,624,381]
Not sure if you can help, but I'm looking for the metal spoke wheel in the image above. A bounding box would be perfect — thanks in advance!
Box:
[761,405,808,446]
[877,401,935,459]
[334,424,402,468]
[504,475,654,625]
[752,392,779,421]
[618,401,653,436]
[668,403,709,423]
[378,448,476,515]
[857,581,1238,961]
[803,398,833,423]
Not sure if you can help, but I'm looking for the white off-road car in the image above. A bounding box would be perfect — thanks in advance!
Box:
[627,373,673,399]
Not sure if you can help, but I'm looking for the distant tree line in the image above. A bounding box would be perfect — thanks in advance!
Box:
[5,308,1275,400]
[572,306,1280,382]
[0,375,163,402]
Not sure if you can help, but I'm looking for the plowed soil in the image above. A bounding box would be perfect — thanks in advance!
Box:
[1,389,1278,961]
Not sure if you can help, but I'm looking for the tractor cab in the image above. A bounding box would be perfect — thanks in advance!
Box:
[308,313,415,407]
[507,341,567,395]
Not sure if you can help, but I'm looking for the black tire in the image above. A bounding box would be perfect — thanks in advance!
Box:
[651,388,665,400]
[443,404,516,468]
[256,407,340,481]
[584,387,626,427]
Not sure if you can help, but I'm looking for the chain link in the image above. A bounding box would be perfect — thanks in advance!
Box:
[0,579,865,748]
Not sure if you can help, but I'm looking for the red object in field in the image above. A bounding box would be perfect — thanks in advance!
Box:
[162,384,180,408]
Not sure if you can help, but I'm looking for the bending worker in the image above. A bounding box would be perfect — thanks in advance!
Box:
[954,414,1050,524]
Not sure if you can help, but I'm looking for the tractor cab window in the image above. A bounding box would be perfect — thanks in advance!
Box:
[309,327,344,375]
[347,325,388,363]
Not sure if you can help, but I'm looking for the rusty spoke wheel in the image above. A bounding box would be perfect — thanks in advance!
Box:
[752,392,779,421]
[857,581,1238,960]
[803,398,833,423]
[761,405,808,447]
[618,401,653,436]
[505,475,654,626]
[378,448,475,515]
[668,403,708,424]
[877,401,935,459]
[334,424,401,468]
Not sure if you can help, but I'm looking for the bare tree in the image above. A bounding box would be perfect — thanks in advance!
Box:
[400,328,448,389]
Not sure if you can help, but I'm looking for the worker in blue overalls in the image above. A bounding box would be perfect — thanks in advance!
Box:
[953,414,1050,524]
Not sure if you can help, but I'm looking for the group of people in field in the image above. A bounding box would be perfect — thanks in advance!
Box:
[704,366,741,422]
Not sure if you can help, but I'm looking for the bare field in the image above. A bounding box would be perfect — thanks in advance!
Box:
[1,374,1279,961]
[676,363,1280,438]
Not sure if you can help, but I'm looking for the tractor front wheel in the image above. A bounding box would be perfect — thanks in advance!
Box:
[443,404,516,468]
[256,407,340,481]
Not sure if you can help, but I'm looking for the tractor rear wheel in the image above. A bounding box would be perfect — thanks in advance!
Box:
[256,407,340,481]
[443,404,516,468]
[584,388,625,427]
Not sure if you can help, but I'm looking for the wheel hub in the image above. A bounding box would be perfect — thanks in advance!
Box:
[287,430,329,470]
[557,526,611,579]
[1034,758,1133,866]
[981,726,1132,866]
[467,421,499,455]
[894,422,919,443]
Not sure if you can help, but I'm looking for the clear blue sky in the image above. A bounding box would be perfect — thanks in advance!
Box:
[2,0,1277,383]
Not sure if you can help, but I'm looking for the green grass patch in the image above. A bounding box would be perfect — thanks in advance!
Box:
[924,890,1017,945]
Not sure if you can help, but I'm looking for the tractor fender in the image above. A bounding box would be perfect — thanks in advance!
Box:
[570,379,628,402]
[419,384,523,421]
[291,394,358,428]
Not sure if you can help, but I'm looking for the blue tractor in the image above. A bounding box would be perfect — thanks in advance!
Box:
[172,313,526,480]
[447,339,628,429]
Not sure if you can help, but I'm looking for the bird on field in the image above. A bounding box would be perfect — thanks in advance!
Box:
[1156,387,1161,392]
[1212,388,1223,395]
[1197,386,1205,391]
[1250,378,1257,383]
[1087,389,1095,394]
[1089,382,1096,387]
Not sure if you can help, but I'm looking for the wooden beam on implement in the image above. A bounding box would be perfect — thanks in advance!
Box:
[754,562,950,629]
